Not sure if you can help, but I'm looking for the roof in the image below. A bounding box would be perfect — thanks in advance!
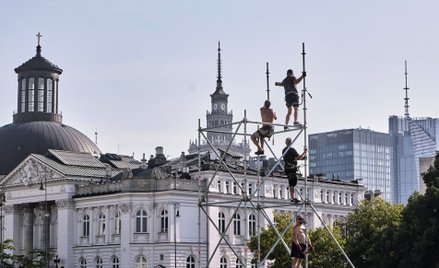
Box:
[14,46,62,74]
[48,149,105,168]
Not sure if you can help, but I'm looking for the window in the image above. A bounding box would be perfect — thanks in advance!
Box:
[20,78,26,112]
[28,78,35,112]
[136,256,147,268]
[220,257,228,268]
[112,256,120,268]
[249,214,256,236]
[233,213,241,236]
[248,183,253,196]
[82,214,90,237]
[218,212,226,234]
[136,210,147,233]
[186,255,195,268]
[225,181,230,194]
[235,258,243,268]
[233,182,237,194]
[114,210,121,234]
[37,78,44,112]
[96,256,103,268]
[98,212,106,235]
[217,180,222,192]
[161,209,168,233]
[80,257,87,268]
[47,79,53,113]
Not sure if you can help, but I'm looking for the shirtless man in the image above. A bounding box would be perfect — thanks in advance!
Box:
[275,69,306,129]
[251,100,277,155]
[291,215,314,268]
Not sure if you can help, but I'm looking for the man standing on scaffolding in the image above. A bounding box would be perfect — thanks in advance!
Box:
[282,137,307,203]
[251,100,277,155]
[275,69,306,129]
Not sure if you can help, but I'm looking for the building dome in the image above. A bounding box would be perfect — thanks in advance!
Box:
[0,121,100,175]
[0,34,101,175]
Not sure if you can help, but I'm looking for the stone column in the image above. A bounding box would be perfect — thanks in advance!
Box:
[3,204,19,255]
[23,204,34,255]
[56,199,75,268]
[119,202,132,268]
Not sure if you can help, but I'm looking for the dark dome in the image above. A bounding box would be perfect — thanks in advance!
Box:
[0,121,101,175]
[14,46,62,74]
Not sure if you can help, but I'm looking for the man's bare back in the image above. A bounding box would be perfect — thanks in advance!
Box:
[260,107,277,124]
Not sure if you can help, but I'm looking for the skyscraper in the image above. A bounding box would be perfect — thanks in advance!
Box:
[389,116,439,203]
[309,128,392,201]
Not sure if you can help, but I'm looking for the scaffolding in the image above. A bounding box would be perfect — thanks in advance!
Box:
[196,43,355,268]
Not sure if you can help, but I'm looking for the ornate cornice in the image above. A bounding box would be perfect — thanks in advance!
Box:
[56,198,75,209]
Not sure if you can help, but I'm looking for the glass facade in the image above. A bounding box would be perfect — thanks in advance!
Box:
[309,129,392,201]
[389,116,439,204]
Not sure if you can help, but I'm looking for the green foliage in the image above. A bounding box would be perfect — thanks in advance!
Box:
[395,153,439,268]
[342,198,403,268]
[308,225,349,268]
[14,249,49,268]
[248,212,293,267]
[0,239,16,267]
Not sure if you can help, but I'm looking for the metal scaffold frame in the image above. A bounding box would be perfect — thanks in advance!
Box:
[196,43,355,268]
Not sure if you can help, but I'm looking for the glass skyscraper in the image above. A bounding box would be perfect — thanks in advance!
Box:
[389,116,439,204]
[309,128,392,201]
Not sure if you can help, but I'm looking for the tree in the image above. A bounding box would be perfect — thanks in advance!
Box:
[308,225,349,268]
[248,211,293,267]
[395,153,439,267]
[342,198,403,268]
[0,239,16,267]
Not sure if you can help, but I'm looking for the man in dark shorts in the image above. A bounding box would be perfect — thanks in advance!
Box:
[251,100,277,155]
[282,137,307,203]
[291,215,313,268]
[275,69,306,130]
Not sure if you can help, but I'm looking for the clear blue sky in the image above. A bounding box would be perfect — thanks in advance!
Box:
[1,1,438,159]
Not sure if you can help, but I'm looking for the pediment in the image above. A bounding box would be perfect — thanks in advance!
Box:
[1,155,65,187]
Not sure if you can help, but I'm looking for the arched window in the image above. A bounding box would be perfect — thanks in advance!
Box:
[80,257,87,268]
[114,210,121,234]
[235,258,243,268]
[136,256,147,268]
[218,212,226,234]
[186,255,195,268]
[136,210,147,233]
[248,214,256,237]
[220,257,228,268]
[233,213,241,236]
[82,214,90,237]
[112,256,120,268]
[98,212,106,235]
[160,209,168,233]
[95,256,103,268]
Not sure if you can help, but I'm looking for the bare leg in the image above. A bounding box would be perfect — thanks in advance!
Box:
[290,186,295,199]
[293,106,299,123]
[285,106,292,126]
[251,135,262,152]
[296,258,303,268]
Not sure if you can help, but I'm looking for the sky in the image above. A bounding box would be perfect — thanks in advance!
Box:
[1,1,438,160]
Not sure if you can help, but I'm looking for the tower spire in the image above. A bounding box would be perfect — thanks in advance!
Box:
[217,41,222,89]
[404,60,410,119]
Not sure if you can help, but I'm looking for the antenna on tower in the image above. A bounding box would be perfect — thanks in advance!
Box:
[403,60,410,119]
[266,62,270,101]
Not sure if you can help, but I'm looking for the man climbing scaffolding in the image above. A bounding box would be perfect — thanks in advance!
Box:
[251,100,277,155]
[275,69,306,129]
[282,137,307,203]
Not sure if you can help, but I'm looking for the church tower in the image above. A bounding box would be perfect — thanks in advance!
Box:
[188,43,250,157]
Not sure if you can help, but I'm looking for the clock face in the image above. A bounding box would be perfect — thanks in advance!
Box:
[220,103,225,110]
[213,103,218,110]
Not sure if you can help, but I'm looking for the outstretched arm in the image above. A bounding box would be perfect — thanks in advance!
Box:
[296,147,307,160]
